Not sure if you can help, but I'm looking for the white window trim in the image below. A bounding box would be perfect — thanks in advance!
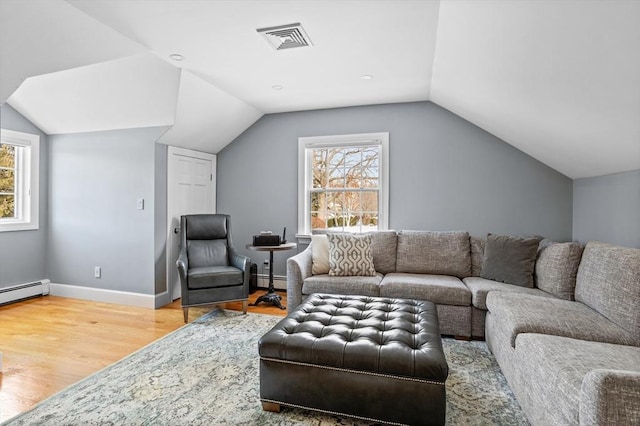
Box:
[297,132,389,238]
[0,129,40,232]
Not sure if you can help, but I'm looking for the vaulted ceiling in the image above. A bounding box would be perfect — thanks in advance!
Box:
[1,0,638,179]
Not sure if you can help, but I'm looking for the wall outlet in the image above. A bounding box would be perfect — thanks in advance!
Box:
[263,260,270,270]
[94,266,101,278]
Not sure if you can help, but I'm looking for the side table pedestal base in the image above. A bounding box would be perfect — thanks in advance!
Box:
[251,291,286,310]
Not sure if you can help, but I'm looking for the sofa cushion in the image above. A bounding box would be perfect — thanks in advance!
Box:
[327,233,376,276]
[575,241,640,339]
[480,234,542,287]
[395,230,471,278]
[463,276,555,310]
[470,236,486,277]
[311,234,330,275]
[535,239,584,300]
[485,292,638,348]
[302,274,383,297]
[513,334,640,426]
[367,230,398,274]
[380,273,471,306]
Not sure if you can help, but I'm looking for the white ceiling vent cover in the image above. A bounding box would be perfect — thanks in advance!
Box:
[257,23,313,50]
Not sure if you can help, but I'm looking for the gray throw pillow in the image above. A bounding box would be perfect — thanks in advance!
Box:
[327,233,376,276]
[480,234,542,287]
[470,236,486,277]
[535,239,584,300]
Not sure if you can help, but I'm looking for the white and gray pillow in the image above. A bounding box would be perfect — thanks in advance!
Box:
[327,233,376,277]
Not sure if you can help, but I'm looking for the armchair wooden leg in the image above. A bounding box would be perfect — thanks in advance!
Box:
[183,307,189,323]
[242,300,248,314]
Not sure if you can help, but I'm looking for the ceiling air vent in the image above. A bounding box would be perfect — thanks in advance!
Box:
[257,23,312,50]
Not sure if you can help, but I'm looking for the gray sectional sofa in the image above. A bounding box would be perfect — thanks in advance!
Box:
[286,230,640,425]
[486,241,640,425]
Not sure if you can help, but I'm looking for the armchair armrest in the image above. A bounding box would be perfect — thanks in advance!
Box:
[230,248,251,296]
[176,250,189,284]
[286,244,313,310]
[580,369,640,426]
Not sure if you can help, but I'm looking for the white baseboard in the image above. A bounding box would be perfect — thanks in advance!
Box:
[257,274,286,290]
[154,290,172,308]
[49,283,158,309]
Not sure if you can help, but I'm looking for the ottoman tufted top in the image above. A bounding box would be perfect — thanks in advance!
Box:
[259,293,448,382]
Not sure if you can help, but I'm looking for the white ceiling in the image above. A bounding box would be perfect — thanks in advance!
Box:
[1,0,638,179]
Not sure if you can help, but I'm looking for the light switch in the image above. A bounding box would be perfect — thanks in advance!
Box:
[137,198,144,210]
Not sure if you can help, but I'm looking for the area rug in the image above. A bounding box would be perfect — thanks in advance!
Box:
[3,310,528,425]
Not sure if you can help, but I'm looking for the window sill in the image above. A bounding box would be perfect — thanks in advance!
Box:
[294,233,312,245]
[0,221,39,232]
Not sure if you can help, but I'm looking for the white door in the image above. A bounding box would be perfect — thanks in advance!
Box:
[167,146,216,301]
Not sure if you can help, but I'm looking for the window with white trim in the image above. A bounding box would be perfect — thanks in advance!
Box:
[298,132,389,236]
[0,129,39,232]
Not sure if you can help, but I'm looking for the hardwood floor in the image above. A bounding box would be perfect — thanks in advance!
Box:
[0,290,288,423]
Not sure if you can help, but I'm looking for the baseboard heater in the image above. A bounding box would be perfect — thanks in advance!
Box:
[0,279,50,306]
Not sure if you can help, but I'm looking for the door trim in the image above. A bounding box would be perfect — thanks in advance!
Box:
[167,146,217,301]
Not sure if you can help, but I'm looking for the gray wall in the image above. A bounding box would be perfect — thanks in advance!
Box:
[154,143,168,301]
[573,170,640,248]
[217,101,573,275]
[47,127,169,295]
[0,104,48,288]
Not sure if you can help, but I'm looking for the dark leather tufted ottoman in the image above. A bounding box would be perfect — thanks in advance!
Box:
[258,293,449,425]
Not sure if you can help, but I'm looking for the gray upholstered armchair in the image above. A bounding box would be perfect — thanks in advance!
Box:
[176,214,250,322]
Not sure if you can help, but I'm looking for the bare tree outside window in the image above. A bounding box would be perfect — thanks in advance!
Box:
[0,143,16,218]
[310,145,380,233]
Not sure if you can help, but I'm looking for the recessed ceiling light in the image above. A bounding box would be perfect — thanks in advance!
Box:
[169,53,184,61]
[361,75,373,80]
[272,85,284,90]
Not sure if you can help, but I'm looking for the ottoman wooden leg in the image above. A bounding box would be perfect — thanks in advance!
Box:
[262,401,281,413]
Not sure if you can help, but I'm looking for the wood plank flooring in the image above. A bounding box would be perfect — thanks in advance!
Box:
[0,291,288,423]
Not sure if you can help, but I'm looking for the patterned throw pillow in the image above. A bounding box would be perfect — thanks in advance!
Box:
[327,233,376,276]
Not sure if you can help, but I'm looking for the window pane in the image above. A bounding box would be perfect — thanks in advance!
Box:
[343,191,360,214]
[0,144,15,168]
[0,168,14,193]
[361,147,379,188]
[0,194,15,218]
[311,212,327,230]
[326,191,343,229]
[362,191,378,212]
[312,149,327,189]
[326,192,343,213]
[310,191,325,212]
[327,148,345,188]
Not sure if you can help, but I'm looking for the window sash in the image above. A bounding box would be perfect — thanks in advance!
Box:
[298,132,389,237]
[0,129,39,232]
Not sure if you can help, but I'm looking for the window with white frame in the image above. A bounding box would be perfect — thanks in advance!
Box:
[298,132,389,236]
[0,129,39,232]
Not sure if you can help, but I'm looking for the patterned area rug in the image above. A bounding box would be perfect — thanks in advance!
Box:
[3,310,528,425]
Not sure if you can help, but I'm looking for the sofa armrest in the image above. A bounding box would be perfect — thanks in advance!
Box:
[287,244,313,310]
[580,369,640,426]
